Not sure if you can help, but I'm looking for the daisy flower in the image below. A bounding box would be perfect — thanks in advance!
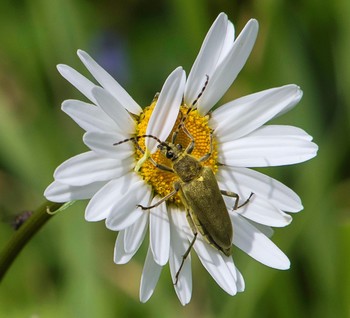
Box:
[45,12,318,305]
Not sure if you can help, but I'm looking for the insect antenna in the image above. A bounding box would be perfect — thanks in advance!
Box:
[114,134,167,154]
[114,134,165,157]
[191,74,209,108]
[113,134,163,147]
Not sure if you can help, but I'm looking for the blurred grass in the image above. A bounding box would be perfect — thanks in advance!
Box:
[0,0,349,317]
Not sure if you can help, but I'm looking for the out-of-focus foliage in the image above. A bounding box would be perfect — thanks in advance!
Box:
[0,0,349,317]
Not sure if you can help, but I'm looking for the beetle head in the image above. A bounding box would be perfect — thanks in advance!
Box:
[157,142,183,161]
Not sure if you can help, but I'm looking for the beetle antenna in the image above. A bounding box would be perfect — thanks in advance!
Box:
[113,134,163,146]
[191,74,209,108]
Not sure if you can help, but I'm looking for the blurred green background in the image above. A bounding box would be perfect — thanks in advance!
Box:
[0,0,349,317]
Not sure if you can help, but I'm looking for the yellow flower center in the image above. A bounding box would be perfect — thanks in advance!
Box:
[135,101,218,204]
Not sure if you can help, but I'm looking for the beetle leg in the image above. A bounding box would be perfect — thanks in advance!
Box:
[151,162,174,173]
[183,124,195,154]
[220,191,254,210]
[198,131,213,162]
[137,182,180,210]
[171,111,183,143]
[174,211,198,285]
[172,107,192,144]
[172,75,209,145]
[172,115,196,154]
[174,233,197,285]
[131,139,174,173]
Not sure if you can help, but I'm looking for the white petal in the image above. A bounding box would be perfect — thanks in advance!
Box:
[114,214,149,264]
[248,221,274,238]
[85,172,141,221]
[150,196,170,266]
[124,212,149,253]
[146,67,185,153]
[218,125,318,167]
[217,166,303,212]
[198,19,259,115]
[77,50,142,115]
[44,180,106,202]
[193,234,237,295]
[105,181,150,231]
[62,100,117,133]
[217,20,235,65]
[57,64,96,103]
[114,231,134,264]
[92,86,136,135]
[235,267,245,292]
[185,13,229,107]
[224,255,237,281]
[244,125,313,140]
[210,85,303,141]
[83,131,134,160]
[169,206,192,305]
[140,246,162,303]
[231,214,290,269]
[54,151,128,186]
[232,195,292,227]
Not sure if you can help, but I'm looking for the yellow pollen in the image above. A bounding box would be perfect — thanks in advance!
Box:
[135,101,218,205]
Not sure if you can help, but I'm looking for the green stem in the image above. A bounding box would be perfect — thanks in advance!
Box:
[0,201,64,282]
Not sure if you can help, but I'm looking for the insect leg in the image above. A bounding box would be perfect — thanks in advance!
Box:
[149,161,174,173]
[174,211,198,285]
[220,191,254,210]
[172,75,209,144]
[136,140,174,173]
[198,131,213,162]
[137,182,181,210]
[171,107,195,146]
[115,136,174,173]
[182,124,195,154]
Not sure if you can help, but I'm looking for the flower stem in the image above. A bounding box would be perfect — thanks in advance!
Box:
[0,201,64,282]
